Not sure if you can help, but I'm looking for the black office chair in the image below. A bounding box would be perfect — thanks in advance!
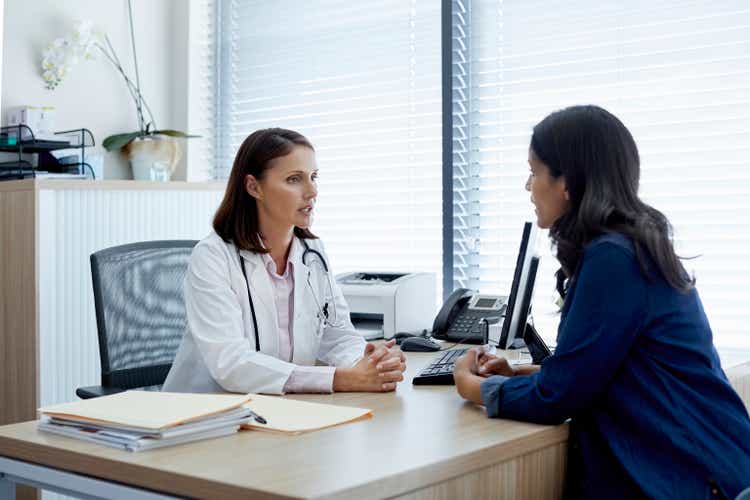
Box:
[76,240,198,399]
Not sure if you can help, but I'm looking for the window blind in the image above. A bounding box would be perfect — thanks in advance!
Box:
[214,0,444,302]
[186,0,219,181]
[454,0,750,350]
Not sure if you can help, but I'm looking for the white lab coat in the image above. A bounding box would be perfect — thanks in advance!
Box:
[162,231,366,395]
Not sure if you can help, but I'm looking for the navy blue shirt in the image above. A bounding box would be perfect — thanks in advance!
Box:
[481,234,750,499]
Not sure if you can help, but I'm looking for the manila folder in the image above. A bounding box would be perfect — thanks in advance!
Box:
[243,394,372,434]
[39,391,252,430]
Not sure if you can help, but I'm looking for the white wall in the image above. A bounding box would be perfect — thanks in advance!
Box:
[0,1,4,112]
[1,0,190,179]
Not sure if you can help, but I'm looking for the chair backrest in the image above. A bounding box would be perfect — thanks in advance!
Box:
[90,240,197,390]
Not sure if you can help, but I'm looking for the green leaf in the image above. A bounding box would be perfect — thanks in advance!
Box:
[102,132,142,151]
[152,129,201,139]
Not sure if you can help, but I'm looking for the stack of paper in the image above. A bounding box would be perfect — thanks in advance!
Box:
[38,391,252,452]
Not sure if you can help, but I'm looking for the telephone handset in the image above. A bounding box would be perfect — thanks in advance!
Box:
[431,288,472,336]
[431,288,507,344]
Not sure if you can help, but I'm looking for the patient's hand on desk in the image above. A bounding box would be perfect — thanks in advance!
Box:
[453,348,484,404]
[478,353,540,377]
[477,353,517,377]
[454,350,541,405]
[332,340,407,392]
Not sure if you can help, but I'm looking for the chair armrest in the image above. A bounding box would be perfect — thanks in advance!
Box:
[75,385,127,399]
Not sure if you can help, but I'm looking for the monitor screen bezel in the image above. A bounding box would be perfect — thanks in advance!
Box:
[497,222,538,349]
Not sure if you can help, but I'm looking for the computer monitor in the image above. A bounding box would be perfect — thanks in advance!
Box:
[497,222,539,349]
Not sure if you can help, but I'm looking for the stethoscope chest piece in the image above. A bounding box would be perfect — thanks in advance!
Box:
[238,239,342,352]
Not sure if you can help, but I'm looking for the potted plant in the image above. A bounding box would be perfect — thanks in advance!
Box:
[42,4,199,180]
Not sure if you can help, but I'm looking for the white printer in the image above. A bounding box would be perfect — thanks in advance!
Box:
[336,272,436,340]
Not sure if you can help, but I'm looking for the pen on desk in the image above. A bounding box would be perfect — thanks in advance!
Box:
[248,410,267,425]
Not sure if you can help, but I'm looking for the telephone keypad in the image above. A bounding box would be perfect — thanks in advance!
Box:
[445,304,506,342]
[449,314,485,334]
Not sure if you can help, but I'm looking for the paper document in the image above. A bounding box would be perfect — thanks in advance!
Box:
[38,391,252,430]
[33,172,87,179]
[242,394,372,434]
[45,407,252,438]
[39,420,239,452]
[509,357,534,366]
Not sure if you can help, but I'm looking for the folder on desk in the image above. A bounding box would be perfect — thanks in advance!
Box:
[243,394,373,435]
[39,391,252,430]
[38,392,373,449]
[37,391,253,451]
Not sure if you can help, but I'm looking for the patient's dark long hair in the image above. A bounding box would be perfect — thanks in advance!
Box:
[530,105,694,295]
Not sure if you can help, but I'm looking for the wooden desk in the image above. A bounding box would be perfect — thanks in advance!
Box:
[0,350,568,500]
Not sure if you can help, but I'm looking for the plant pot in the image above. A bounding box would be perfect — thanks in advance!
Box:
[124,136,181,181]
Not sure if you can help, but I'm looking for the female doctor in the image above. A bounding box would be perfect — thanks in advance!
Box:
[163,128,406,394]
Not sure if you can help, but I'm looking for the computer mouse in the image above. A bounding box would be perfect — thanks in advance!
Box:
[392,332,417,345]
[400,337,441,352]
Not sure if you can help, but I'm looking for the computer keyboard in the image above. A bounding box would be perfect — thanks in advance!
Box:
[412,348,468,385]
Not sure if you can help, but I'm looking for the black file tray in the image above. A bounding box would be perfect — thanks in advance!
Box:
[0,125,95,180]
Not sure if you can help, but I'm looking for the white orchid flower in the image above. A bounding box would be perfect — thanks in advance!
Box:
[41,21,98,89]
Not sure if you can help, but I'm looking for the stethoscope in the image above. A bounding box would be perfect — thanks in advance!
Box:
[238,239,344,352]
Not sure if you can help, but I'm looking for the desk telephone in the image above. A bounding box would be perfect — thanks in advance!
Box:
[414,288,550,385]
[431,288,507,344]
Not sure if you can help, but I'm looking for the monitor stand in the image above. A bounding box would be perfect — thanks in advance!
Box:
[522,322,552,364]
[503,321,540,350]
[507,337,526,349]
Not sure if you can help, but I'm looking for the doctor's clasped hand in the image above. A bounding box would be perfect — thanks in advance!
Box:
[334,339,406,392]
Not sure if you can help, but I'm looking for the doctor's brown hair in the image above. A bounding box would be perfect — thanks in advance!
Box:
[213,128,317,253]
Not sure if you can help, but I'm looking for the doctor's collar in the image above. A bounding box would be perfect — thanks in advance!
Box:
[236,235,306,264]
